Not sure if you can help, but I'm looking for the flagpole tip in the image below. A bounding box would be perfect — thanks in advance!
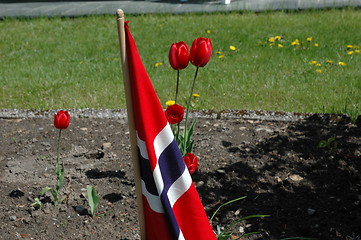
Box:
[116,9,124,19]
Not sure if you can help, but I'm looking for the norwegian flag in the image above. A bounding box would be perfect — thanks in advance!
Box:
[124,21,217,240]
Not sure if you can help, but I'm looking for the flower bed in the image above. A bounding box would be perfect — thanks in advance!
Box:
[0,114,360,239]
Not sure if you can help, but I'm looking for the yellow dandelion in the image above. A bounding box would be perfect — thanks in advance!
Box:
[315,69,322,73]
[166,100,175,106]
[346,44,353,49]
[326,60,334,64]
[192,93,200,98]
[275,35,282,41]
[314,43,319,47]
[229,45,237,51]
[291,39,300,46]
[218,55,225,59]
[269,43,275,47]
[355,49,361,54]
[216,51,222,55]
[309,60,318,65]
[315,63,322,67]
[347,51,354,55]
[268,37,275,43]
[338,61,347,66]
[278,44,283,48]
[206,29,212,34]
[155,62,163,67]
[306,37,313,42]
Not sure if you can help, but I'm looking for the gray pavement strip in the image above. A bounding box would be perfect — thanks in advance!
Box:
[0,0,361,18]
[0,108,312,122]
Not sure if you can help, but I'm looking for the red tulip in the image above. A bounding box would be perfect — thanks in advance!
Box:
[183,152,198,175]
[165,104,184,124]
[169,41,189,70]
[54,110,70,129]
[189,37,212,67]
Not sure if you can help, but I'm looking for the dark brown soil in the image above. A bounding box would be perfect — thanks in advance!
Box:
[1,112,360,240]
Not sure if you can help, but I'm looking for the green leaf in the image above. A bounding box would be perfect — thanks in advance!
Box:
[55,159,65,191]
[32,198,42,209]
[87,186,100,217]
[318,140,327,148]
[50,188,59,202]
[210,196,247,222]
[181,119,197,156]
[211,197,270,240]
[40,186,59,202]
[40,186,52,195]
[328,137,336,143]
[224,214,270,233]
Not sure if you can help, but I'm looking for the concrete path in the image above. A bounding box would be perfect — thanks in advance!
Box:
[0,0,360,18]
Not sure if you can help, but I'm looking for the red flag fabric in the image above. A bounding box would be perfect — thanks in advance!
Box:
[124,21,217,240]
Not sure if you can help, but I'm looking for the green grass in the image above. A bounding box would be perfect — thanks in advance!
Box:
[0,8,360,118]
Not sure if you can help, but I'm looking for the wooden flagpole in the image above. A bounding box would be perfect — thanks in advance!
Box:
[116,9,146,239]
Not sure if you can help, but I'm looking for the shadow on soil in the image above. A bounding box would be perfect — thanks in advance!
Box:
[86,168,126,179]
[195,114,361,240]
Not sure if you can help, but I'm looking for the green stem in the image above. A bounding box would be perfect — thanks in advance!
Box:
[176,122,180,144]
[175,70,180,103]
[56,129,64,192]
[183,67,199,154]
[175,70,181,146]
[57,129,61,165]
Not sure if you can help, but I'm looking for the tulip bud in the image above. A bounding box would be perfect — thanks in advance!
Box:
[183,152,198,175]
[169,41,189,70]
[189,37,212,67]
[165,104,184,124]
[54,110,70,129]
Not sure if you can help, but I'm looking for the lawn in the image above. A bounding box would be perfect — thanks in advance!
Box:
[0,8,360,118]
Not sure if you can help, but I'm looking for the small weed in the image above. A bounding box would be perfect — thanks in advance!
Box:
[31,197,42,209]
[210,196,270,240]
[318,137,338,152]
[347,233,361,240]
